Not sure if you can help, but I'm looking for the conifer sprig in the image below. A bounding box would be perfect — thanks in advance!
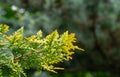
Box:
[0,24,83,77]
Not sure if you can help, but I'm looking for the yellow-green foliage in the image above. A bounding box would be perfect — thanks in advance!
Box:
[0,24,83,77]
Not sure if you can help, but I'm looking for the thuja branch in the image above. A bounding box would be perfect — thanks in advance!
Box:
[0,24,84,77]
[14,49,41,62]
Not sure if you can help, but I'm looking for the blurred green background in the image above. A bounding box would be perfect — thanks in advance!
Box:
[0,0,120,77]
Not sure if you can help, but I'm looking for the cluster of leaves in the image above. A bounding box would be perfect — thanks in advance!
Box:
[1,0,120,76]
[0,24,83,77]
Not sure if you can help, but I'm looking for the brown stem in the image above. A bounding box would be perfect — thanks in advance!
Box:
[87,1,107,60]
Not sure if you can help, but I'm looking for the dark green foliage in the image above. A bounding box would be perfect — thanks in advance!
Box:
[0,0,120,77]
